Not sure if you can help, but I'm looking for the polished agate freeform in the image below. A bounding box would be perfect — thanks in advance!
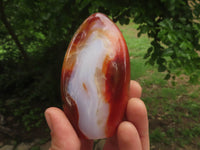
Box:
[61,13,130,139]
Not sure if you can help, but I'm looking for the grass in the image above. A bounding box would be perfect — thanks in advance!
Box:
[118,22,200,150]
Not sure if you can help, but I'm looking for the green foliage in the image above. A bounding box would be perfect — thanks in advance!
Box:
[134,0,200,82]
[90,0,200,81]
[121,20,200,149]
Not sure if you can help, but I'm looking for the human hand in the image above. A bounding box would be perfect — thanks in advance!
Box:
[45,80,149,150]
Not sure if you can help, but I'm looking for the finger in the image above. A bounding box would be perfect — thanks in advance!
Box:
[130,80,142,98]
[45,107,81,150]
[117,121,142,150]
[126,98,150,150]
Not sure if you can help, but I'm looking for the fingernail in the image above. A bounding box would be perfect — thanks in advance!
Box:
[45,109,52,131]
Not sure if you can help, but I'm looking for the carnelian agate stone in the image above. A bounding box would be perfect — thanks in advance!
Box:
[61,13,130,140]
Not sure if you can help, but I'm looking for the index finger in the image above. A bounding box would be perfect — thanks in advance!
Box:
[129,80,142,98]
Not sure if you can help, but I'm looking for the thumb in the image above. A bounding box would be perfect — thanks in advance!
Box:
[45,107,81,150]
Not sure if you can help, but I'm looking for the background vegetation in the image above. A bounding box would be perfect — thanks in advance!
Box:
[120,22,200,149]
[0,0,200,149]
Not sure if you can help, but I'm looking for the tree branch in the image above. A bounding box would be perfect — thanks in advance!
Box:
[0,0,28,60]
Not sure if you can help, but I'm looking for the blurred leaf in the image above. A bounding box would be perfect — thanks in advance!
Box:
[162,48,174,56]
[158,64,167,72]
[144,47,153,59]
[164,73,171,80]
